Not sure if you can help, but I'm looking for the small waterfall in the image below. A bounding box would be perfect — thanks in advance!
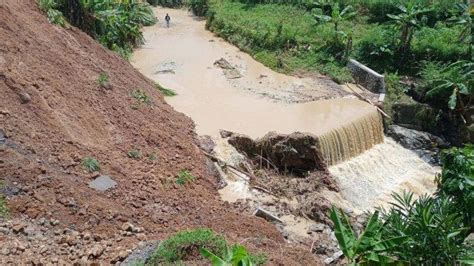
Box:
[316,110,384,165]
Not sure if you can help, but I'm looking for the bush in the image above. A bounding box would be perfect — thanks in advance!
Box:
[436,145,474,231]
[96,72,109,87]
[0,181,8,218]
[148,228,228,263]
[354,25,397,73]
[81,157,100,173]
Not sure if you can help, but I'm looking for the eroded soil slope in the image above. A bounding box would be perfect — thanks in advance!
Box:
[0,0,316,264]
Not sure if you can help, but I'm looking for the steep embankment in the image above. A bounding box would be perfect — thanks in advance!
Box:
[0,0,315,264]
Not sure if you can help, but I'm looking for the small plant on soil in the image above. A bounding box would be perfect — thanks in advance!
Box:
[127,149,141,159]
[81,157,100,173]
[175,170,195,185]
[0,181,9,218]
[155,82,177,97]
[131,90,151,104]
[96,72,109,87]
[37,0,65,26]
[147,153,157,161]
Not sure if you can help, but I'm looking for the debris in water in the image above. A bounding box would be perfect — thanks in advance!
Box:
[214,58,242,79]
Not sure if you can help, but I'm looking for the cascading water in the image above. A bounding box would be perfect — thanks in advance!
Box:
[316,110,384,165]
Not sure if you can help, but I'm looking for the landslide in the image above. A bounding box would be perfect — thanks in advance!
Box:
[0,0,316,264]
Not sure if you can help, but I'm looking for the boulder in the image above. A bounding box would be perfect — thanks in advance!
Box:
[88,175,117,192]
[387,125,448,150]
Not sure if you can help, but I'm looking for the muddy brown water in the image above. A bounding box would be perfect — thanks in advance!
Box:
[132,8,438,213]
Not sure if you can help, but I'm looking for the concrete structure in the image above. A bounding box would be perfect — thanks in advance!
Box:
[347,59,385,95]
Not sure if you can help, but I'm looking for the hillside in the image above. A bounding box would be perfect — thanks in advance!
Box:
[0,0,315,264]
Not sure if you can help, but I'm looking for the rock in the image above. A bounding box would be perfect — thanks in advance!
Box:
[332,250,343,261]
[50,219,60,226]
[253,207,284,224]
[153,61,177,74]
[308,223,325,233]
[88,175,117,192]
[113,249,130,263]
[88,244,105,258]
[219,130,233,138]
[121,241,159,265]
[18,91,31,104]
[12,223,26,234]
[121,222,134,232]
[197,135,216,153]
[228,133,257,156]
[214,58,242,79]
[324,257,334,264]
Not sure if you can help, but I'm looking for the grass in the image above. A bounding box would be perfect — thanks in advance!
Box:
[132,90,151,104]
[175,170,195,185]
[127,149,141,159]
[147,153,157,161]
[155,82,177,97]
[81,156,100,173]
[96,72,109,87]
[148,228,266,265]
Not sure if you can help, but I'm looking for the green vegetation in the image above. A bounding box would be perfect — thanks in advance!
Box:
[148,228,228,263]
[148,153,157,161]
[176,170,195,185]
[37,0,66,26]
[200,244,255,265]
[148,228,264,265]
[155,82,177,96]
[96,72,109,87]
[127,149,142,159]
[132,90,151,104]
[331,144,474,265]
[38,0,157,59]
[81,156,100,173]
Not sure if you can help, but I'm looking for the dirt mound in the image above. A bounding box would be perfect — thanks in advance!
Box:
[0,0,317,264]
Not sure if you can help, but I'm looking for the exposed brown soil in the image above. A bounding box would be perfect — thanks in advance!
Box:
[0,0,319,264]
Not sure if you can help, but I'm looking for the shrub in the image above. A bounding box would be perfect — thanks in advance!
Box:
[155,83,177,96]
[148,228,228,263]
[176,170,195,185]
[127,149,141,159]
[0,181,8,218]
[412,25,467,62]
[81,157,100,173]
[132,90,151,104]
[354,25,397,73]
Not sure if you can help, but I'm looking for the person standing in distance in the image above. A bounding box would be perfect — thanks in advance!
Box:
[165,13,171,28]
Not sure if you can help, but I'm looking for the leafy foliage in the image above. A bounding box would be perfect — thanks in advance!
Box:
[436,145,474,231]
[380,191,468,264]
[81,156,100,172]
[330,206,405,264]
[190,0,209,16]
[425,60,473,115]
[176,170,195,185]
[200,244,255,266]
[0,181,9,218]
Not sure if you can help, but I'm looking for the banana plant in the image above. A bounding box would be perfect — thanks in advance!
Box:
[200,244,254,266]
[426,60,473,121]
[314,3,356,32]
[330,206,406,265]
[387,3,431,53]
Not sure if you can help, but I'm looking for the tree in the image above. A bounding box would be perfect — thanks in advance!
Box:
[387,3,431,54]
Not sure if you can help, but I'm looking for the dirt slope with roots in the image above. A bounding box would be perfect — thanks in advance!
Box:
[0,0,317,264]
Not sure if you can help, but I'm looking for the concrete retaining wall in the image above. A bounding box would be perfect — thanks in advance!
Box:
[347,59,385,94]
